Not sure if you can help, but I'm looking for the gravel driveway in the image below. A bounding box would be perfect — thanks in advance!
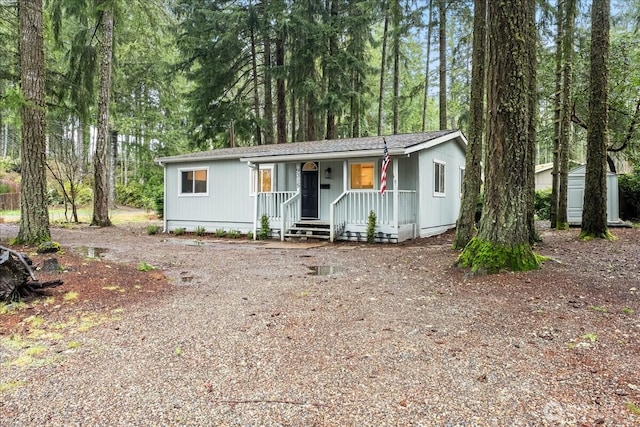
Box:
[1,224,639,426]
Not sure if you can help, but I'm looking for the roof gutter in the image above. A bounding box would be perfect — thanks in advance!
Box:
[240,148,405,163]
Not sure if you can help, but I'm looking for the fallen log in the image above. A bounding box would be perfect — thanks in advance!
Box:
[0,245,63,302]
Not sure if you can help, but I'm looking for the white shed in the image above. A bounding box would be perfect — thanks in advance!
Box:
[567,165,621,225]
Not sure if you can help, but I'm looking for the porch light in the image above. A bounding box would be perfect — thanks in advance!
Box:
[324,167,332,179]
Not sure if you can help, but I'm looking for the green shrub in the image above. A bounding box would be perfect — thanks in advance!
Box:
[258,215,270,240]
[195,226,206,236]
[173,227,185,236]
[227,230,241,239]
[246,231,254,240]
[154,191,164,219]
[619,167,640,221]
[0,183,10,194]
[116,182,161,210]
[146,224,159,235]
[215,228,226,237]
[535,188,552,221]
[366,210,377,243]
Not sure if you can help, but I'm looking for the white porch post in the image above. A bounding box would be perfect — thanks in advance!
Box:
[393,158,399,233]
[343,160,348,192]
[252,163,259,240]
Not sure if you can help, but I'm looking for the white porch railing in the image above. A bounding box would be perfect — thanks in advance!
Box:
[280,192,301,241]
[256,191,298,239]
[329,190,417,241]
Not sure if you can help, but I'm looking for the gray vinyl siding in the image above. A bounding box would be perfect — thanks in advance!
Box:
[165,160,254,232]
[318,160,344,220]
[418,140,465,237]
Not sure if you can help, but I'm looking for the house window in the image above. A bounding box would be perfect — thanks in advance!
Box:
[434,160,445,196]
[250,164,274,194]
[180,168,208,195]
[350,162,375,189]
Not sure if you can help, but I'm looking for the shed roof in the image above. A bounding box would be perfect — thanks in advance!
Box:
[156,130,466,164]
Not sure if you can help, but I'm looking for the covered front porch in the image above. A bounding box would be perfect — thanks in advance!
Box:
[252,159,418,243]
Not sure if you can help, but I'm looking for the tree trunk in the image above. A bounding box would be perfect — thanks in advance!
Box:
[557,0,576,229]
[550,1,563,229]
[453,0,485,250]
[250,23,263,145]
[422,0,434,133]
[377,12,388,136]
[457,0,539,273]
[109,130,118,208]
[276,27,286,144]
[391,0,401,134]
[438,0,447,130]
[581,0,610,238]
[92,8,113,227]
[16,0,50,244]
[262,3,274,145]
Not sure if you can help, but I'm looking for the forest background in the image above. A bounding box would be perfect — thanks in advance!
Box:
[0,0,639,221]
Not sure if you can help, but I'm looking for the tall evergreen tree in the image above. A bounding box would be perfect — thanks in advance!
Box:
[457,0,539,273]
[556,0,577,230]
[580,0,611,239]
[16,0,50,244]
[91,5,114,226]
[453,0,485,249]
[438,0,447,130]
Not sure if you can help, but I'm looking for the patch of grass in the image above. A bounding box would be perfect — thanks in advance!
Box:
[146,224,160,235]
[67,341,81,349]
[102,285,124,292]
[24,345,47,356]
[23,315,45,328]
[626,401,640,415]
[63,291,79,301]
[0,380,26,393]
[0,301,27,314]
[175,346,182,356]
[137,262,155,272]
[246,231,254,240]
[589,305,607,313]
[215,228,226,237]
[581,333,597,343]
[195,226,206,236]
[622,307,634,315]
[173,227,185,236]
[227,230,241,239]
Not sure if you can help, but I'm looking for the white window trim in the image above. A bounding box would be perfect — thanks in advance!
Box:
[348,160,376,190]
[433,159,446,197]
[459,166,465,197]
[250,163,275,195]
[178,167,209,197]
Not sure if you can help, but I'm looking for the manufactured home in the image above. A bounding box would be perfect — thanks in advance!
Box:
[156,130,467,243]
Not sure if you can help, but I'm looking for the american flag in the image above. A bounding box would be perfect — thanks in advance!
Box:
[380,138,390,195]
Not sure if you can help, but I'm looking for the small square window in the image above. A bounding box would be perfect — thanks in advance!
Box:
[180,168,208,195]
[350,162,375,189]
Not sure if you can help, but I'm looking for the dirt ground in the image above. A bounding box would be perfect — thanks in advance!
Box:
[1,222,639,425]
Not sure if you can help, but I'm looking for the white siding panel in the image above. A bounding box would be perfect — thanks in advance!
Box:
[165,160,253,229]
[418,140,465,237]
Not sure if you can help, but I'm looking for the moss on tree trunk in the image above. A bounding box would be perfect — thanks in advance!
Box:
[457,238,540,274]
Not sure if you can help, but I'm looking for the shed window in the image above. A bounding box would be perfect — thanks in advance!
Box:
[180,168,208,195]
[434,160,445,196]
[250,164,274,194]
[350,162,375,189]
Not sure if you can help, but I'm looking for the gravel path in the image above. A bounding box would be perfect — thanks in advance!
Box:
[1,224,639,426]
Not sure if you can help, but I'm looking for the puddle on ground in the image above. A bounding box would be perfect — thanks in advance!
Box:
[76,246,109,259]
[307,265,346,276]
[185,240,206,246]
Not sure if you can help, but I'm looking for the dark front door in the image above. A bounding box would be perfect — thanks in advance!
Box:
[301,163,319,218]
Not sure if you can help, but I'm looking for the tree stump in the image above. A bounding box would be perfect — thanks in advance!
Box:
[0,246,63,301]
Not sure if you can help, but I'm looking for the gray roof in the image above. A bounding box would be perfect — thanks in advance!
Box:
[156,130,465,164]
